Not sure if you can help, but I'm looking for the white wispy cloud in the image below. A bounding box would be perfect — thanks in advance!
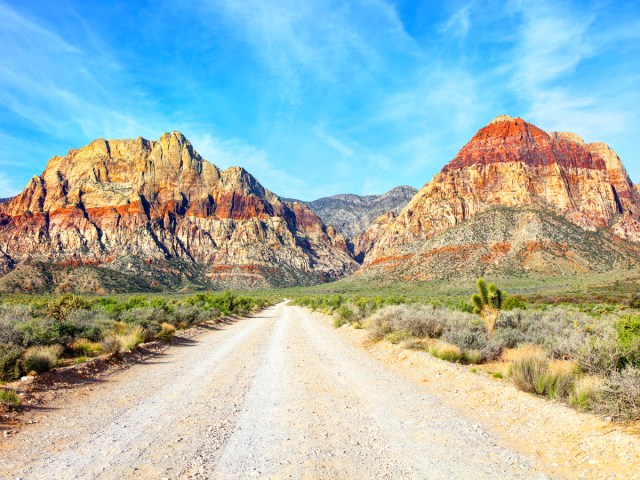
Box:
[200,0,418,104]
[509,0,640,144]
[441,3,473,40]
[187,132,308,198]
[0,2,162,139]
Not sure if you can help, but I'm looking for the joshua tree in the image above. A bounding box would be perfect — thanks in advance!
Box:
[471,278,502,333]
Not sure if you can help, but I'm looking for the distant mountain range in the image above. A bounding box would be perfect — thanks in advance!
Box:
[1,115,639,293]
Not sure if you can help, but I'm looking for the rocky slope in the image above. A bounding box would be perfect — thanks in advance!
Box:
[305,186,417,240]
[0,132,357,292]
[361,115,640,278]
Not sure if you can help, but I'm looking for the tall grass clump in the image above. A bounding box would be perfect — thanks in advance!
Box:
[155,322,176,341]
[119,326,148,351]
[509,348,550,394]
[24,345,64,373]
[430,342,462,363]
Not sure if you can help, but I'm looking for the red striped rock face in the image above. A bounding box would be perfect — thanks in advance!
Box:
[364,116,640,271]
[0,132,357,288]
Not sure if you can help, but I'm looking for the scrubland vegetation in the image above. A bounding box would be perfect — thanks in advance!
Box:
[292,280,640,421]
[0,291,270,389]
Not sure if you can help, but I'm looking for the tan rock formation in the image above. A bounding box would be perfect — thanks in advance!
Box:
[363,116,640,275]
[0,132,357,290]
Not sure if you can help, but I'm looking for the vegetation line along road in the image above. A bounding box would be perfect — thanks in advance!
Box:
[2,302,548,479]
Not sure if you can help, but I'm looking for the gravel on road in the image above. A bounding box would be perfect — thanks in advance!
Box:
[1,303,551,479]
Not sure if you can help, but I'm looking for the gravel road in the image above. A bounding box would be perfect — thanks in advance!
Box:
[0,302,548,479]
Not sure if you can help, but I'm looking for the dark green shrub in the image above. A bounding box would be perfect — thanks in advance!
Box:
[0,343,24,381]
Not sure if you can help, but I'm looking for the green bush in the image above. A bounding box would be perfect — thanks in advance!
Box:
[502,296,527,311]
[0,343,24,381]
[616,315,640,367]
[0,389,21,407]
[45,294,91,322]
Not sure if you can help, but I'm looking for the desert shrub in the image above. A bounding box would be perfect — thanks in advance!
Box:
[509,348,549,394]
[542,361,577,400]
[70,338,102,356]
[0,343,24,381]
[593,367,640,420]
[628,294,640,309]
[495,308,592,359]
[44,294,91,322]
[333,317,348,328]
[0,389,21,407]
[430,342,462,363]
[366,304,447,342]
[119,326,147,350]
[172,305,205,326]
[462,349,484,365]
[0,305,33,345]
[94,297,127,319]
[502,296,527,311]
[569,376,602,411]
[64,309,110,342]
[385,329,412,344]
[336,305,356,323]
[101,335,122,355]
[24,345,63,373]
[184,291,266,316]
[395,305,445,338]
[574,322,623,376]
[441,312,505,362]
[155,323,176,342]
[616,315,640,367]
[120,308,169,335]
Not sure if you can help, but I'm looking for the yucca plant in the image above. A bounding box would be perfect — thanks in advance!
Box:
[471,278,503,333]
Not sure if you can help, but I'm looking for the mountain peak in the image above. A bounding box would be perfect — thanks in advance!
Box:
[488,114,516,124]
[364,117,640,270]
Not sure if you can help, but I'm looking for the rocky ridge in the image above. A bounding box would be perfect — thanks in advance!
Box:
[0,132,357,292]
[361,116,640,277]
[305,186,417,240]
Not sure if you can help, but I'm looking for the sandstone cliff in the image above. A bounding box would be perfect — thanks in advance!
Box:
[362,116,640,277]
[0,132,357,292]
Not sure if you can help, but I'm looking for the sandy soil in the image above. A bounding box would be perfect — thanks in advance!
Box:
[0,303,635,479]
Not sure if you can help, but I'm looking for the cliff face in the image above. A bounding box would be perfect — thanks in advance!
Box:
[362,116,640,276]
[0,132,357,291]
[305,186,417,240]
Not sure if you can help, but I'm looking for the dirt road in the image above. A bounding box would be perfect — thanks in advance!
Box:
[1,302,550,479]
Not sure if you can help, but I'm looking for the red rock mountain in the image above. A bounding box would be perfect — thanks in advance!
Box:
[360,115,640,279]
[0,132,356,292]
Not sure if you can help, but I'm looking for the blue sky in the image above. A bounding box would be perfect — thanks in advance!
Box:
[0,0,639,200]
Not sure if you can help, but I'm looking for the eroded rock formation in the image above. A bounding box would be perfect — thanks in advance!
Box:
[0,132,357,291]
